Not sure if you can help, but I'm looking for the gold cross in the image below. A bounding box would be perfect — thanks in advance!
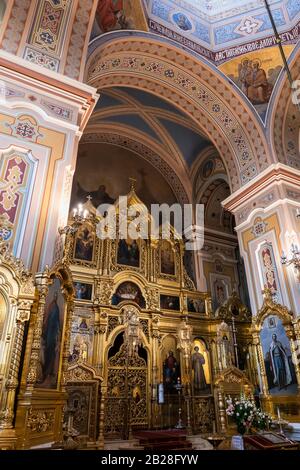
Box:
[129,177,137,191]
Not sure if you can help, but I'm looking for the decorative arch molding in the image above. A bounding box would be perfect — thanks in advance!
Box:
[267,42,300,167]
[86,34,271,191]
[81,127,191,204]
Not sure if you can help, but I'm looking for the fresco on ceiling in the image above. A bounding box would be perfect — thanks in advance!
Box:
[219,45,294,120]
[70,143,177,211]
[92,0,147,38]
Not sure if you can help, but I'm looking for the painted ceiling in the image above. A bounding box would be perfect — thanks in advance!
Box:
[145,0,300,59]
[90,87,210,168]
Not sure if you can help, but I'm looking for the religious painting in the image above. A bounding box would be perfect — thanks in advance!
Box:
[36,277,65,389]
[187,297,205,314]
[201,158,214,179]
[76,182,114,211]
[259,242,282,304]
[111,281,146,308]
[212,278,228,311]
[160,240,175,276]
[260,315,297,396]
[68,335,90,363]
[191,339,211,394]
[95,0,145,33]
[163,350,180,394]
[117,238,140,268]
[172,12,193,31]
[0,292,6,340]
[78,317,89,331]
[160,295,180,311]
[219,46,294,120]
[74,226,94,262]
[74,282,93,301]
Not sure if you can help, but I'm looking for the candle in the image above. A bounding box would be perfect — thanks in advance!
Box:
[277,407,281,421]
[213,421,216,434]
[83,210,88,219]
[73,208,77,217]
[78,204,83,216]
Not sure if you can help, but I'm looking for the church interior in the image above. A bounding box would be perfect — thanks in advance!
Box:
[0,0,300,452]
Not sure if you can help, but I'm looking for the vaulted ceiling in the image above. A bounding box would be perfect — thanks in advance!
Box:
[90,87,210,169]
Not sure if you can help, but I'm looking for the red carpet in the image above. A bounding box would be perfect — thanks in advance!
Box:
[134,430,193,451]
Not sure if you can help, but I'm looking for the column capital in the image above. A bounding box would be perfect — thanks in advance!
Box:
[223,163,300,216]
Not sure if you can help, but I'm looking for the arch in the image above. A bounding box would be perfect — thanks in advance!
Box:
[106,324,151,354]
[111,282,146,309]
[253,289,294,331]
[267,42,300,167]
[86,33,271,192]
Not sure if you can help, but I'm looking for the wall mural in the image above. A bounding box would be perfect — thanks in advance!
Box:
[37,277,65,389]
[111,281,146,308]
[219,45,294,120]
[260,315,297,396]
[71,143,177,212]
[259,242,282,304]
[91,0,147,39]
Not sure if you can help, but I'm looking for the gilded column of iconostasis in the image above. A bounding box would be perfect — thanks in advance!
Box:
[0,0,100,449]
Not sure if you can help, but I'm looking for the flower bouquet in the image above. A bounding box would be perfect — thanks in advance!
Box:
[226,395,256,435]
[252,410,273,431]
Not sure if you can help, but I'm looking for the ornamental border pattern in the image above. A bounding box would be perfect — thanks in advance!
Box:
[87,41,270,190]
[1,0,31,54]
[271,49,300,167]
[64,0,94,80]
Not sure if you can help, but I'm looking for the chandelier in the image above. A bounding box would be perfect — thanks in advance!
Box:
[281,244,300,280]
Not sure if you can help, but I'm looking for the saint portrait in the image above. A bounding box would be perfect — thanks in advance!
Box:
[163,350,180,393]
[37,277,65,389]
[201,159,214,179]
[172,12,192,31]
[160,241,175,275]
[187,297,205,314]
[74,227,94,262]
[191,339,210,394]
[260,315,297,395]
[74,282,93,301]
[160,295,180,311]
[117,238,140,267]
